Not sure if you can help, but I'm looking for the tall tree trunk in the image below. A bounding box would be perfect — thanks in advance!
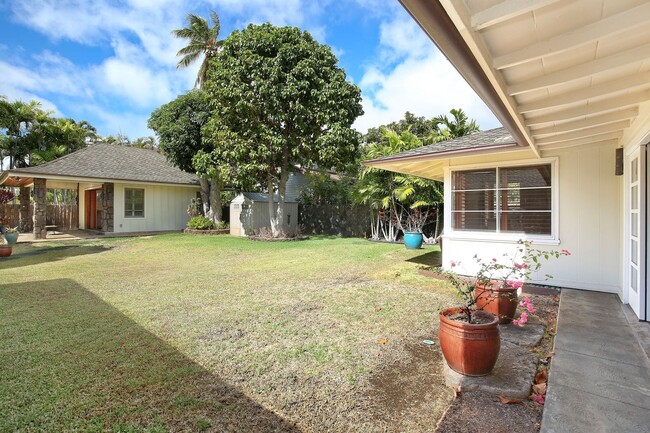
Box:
[267,175,279,237]
[209,176,222,224]
[198,176,212,219]
[276,167,289,234]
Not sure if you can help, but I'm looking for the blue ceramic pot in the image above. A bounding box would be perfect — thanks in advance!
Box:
[404,232,424,249]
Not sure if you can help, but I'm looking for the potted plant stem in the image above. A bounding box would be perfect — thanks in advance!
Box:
[434,241,570,375]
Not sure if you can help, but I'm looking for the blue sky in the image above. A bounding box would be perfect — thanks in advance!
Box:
[0,0,499,139]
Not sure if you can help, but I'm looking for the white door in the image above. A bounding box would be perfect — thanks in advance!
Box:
[627,149,642,317]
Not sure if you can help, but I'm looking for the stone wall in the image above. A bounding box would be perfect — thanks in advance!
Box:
[18,186,32,232]
[101,183,114,232]
[33,178,47,239]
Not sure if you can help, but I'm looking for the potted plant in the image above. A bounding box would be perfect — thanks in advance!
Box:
[3,227,18,245]
[0,234,11,258]
[401,208,432,249]
[435,241,570,376]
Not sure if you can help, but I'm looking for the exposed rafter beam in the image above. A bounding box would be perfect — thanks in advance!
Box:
[508,42,650,95]
[518,73,650,114]
[539,138,619,152]
[529,108,639,135]
[532,119,631,140]
[536,132,622,147]
[533,122,629,144]
[525,91,649,126]
[471,0,562,31]
[494,3,650,69]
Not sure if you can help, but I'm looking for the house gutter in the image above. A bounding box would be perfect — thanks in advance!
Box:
[397,0,530,150]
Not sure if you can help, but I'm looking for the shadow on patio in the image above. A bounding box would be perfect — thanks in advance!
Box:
[0,279,302,432]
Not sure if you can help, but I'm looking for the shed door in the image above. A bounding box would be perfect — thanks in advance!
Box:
[85,190,97,230]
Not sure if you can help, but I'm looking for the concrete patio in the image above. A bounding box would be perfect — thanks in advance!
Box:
[541,289,650,433]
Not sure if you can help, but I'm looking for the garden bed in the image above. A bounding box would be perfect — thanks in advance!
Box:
[247,235,309,242]
[183,228,229,235]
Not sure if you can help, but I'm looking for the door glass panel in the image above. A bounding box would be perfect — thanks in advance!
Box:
[631,213,639,237]
[631,267,638,292]
[632,185,638,210]
[631,158,638,183]
[631,239,638,265]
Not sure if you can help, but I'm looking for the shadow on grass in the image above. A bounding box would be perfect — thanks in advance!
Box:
[0,279,302,433]
[0,244,113,269]
[406,250,442,267]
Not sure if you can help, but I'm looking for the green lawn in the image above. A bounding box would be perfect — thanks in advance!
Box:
[0,235,455,432]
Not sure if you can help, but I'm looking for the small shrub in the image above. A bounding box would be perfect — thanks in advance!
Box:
[214,220,229,229]
[187,216,216,230]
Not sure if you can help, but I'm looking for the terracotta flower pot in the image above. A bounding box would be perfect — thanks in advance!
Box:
[439,307,500,376]
[0,245,12,258]
[474,282,518,324]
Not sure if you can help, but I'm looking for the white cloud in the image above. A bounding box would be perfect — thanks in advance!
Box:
[353,14,499,134]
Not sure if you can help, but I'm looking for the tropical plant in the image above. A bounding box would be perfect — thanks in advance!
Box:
[187,216,216,230]
[172,11,223,89]
[203,23,363,238]
[434,241,571,324]
[432,108,480,142]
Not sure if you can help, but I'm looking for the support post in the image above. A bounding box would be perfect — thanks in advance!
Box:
[18,185,32,232]
[32,178,47,239]
[101,183,114,232]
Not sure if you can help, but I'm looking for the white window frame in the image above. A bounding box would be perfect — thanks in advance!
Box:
[444,157,560,245]
[124,188,145,218]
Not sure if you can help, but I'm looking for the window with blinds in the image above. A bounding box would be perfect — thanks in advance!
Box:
[452,164,552,235]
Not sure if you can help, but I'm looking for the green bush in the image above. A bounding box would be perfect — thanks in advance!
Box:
[187,216,216,230]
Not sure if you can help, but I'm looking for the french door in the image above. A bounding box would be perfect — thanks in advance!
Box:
[627,149,642,317]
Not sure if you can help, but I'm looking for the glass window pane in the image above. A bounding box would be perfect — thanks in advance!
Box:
[631,267,638,292]
[125,188,144,218]
[632,239,638,265]
[452,211,496,231]
[452,169,496,190]
[631,158,638,183]
[501,188,551,211]
[632,185,638,210]
[631,212,638,237]
[500,212,552,235]
[453,190,495,211]
[500,165,552,188]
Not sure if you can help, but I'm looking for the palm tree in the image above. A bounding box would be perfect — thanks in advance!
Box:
[432,108,480,141]
[172,11,222,89]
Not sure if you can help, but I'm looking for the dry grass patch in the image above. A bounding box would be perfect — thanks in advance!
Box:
[0,235,455,432]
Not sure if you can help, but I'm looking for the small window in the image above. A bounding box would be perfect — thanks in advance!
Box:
[125,188,144,218]
[452,164,553,236]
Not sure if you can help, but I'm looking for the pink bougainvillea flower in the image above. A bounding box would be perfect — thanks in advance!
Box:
[561,249,572,256]
[531,393,545,404]
[507,280,524,289]
[512,319,520,326]
[450,261,457,267]
[492,258,497,262]
[514,262,529,270]
[526,303,536,313]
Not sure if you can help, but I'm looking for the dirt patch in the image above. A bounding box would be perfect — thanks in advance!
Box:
[183,228,229,235]
[368,342,453,432]
[435,390,542,433]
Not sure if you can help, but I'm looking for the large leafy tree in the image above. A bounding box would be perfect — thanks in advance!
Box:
[204,23,363,236]
[364,111,442,145]
[148,90,226,222]
[172,11,222,89]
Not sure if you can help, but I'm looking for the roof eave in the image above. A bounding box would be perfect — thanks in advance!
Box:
[398,0,535,155]
[0,170,200,188]
[362,142,519,167]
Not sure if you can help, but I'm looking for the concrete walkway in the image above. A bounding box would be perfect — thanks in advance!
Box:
[541,289,650,433]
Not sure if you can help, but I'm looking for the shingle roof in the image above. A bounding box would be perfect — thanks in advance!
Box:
[7,143,199,185]
[364,127,518,164]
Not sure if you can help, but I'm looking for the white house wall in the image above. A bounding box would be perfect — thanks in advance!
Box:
[443,142,621,294]
[113,183,196,233]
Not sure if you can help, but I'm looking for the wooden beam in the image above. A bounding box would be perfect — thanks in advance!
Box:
[471,0,562,31]
[529,108,639,135]
[532,119,631,139]
[539,138,619,152]
[494,3,650,69]
[508,42,650,95]
[533,123,629,145]
[525,91,649,126]
[536,132,622,147]
[518,73,650,114]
